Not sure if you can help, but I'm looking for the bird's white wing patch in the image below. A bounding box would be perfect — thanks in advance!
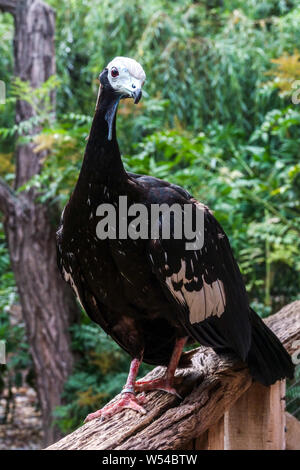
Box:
[165,260,226,324]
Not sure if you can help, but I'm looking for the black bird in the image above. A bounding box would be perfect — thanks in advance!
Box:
[56,57,294,422]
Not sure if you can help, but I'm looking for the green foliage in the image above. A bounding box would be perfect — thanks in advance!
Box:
[287,365,300,420]
[46,0,300,137]
[265,50,300,97]
[12,76,59,123]
[0,13,15,153]
[0,76,59,141]
[0,224,32,420]
[16,113,91,205]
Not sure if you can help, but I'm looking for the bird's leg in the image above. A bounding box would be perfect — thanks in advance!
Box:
[134,337,187,398]
[84,357,146,423]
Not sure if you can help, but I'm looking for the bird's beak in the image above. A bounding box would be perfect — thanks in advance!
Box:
[132,88,142,104]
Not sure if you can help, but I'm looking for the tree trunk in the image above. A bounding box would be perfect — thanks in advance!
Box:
[0,0,79,446]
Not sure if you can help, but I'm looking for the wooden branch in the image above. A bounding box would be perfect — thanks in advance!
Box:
[0,177,16,216]
[0,0,16,15]
[46,301,300,450]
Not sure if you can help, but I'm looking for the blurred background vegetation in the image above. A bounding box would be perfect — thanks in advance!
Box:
[0,0,299,436]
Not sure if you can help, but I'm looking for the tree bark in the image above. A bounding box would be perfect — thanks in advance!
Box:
[0,0,79,446]
[46,301,300,451]
[0,0,16,15]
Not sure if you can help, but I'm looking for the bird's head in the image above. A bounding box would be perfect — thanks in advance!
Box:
[96,57,146,140]
[101,56,146,104]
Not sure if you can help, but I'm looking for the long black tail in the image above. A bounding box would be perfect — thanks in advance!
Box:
[246,308,294,386]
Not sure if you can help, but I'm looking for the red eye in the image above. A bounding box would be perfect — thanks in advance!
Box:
[111,67,119,78]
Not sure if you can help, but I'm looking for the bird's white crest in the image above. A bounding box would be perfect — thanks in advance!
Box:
[107,57,146,82]
[106,57,146,95]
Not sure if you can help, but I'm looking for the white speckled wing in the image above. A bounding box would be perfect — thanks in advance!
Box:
[164,259,226,324]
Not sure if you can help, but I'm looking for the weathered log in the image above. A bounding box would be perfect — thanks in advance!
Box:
[46,300,300,450]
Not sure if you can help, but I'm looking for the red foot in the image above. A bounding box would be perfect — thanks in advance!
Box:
[83,392,146,423]
[135,377,182,399]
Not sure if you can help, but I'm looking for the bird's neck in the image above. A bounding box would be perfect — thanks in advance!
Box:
[77,87,127,191]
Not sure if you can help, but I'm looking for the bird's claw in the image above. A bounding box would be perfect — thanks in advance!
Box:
[135,377,182,399]
[83,392,146,423]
